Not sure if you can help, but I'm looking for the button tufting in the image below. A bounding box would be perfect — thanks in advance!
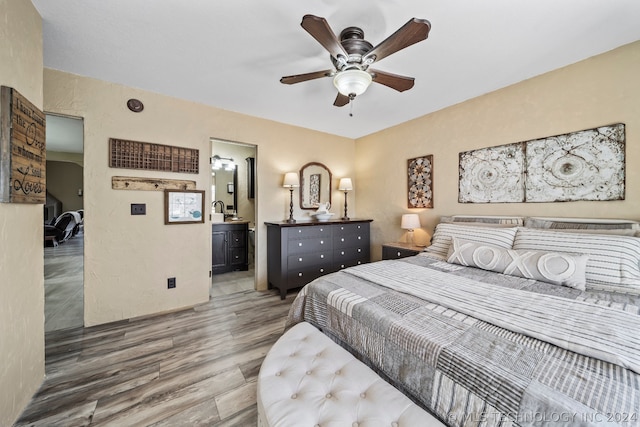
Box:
[335,370,341,375]
[291,393,297,399]
[306,370,312,375]
[352,423,359,427]
[360,392,366,398]
[326,393,332,399]
[275,372,280,376]
[391,423,399,427]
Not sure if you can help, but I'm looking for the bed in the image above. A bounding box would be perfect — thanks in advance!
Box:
[286,216,640,426]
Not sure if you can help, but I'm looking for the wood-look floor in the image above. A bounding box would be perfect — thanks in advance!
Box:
[15,278,294,426]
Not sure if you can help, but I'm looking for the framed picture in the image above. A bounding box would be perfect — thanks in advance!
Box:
[227,183,234,194]
[407,155,434,208]
[164,189,205,224]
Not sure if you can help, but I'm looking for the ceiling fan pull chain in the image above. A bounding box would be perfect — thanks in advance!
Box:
[348,93,356,117]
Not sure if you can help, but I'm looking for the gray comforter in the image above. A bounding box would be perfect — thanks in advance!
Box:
[287,255,640,426]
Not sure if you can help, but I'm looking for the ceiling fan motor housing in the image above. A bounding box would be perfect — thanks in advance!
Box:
[332,27,373,71]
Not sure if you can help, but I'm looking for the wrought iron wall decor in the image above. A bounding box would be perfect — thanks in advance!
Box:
[408,155,433,208]
[459,123,625,203]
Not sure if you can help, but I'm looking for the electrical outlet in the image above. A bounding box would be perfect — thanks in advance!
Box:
[131,203,146,215]
[167,277,176,289]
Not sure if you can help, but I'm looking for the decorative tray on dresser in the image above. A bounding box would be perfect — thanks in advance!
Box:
[265,219,373,299]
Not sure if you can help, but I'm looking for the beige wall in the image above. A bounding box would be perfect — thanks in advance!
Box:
[0,0,44,425]
[356,41,640,261]
[47,160,84,212]
[43,68,354,326]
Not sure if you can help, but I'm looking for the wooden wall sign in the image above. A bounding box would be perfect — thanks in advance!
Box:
[0,86,46,204]
[111,176,196,191]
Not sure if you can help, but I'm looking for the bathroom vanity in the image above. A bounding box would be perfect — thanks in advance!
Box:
[212,221,249,274]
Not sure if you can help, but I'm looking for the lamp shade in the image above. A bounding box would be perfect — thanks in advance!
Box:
[283,172,299,188]
[401,214,421,230]
[338,178,353,191]
[333,69,372,97]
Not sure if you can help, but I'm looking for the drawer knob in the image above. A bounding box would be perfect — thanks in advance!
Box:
[358,248,361,253]
[341,238,345,242]
[298,242,303,247]
[341,264,345,268]
[298,272,303,277]
[320,228,323,231]
[358,236,361,240]
[320,268,324,273]
[298,257,303,262]
[397,251,401,257]
[298,229,302,233]
[357,261,361,265]
[320,240,324,244]
[341,251,345,255]
[320,254,324,258]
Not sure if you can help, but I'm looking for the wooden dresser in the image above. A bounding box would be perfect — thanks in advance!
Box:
[265,219,373,299]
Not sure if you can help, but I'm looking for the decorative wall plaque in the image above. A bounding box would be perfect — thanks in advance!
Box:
[109,138,199,174]
[459,143,525,203]
[0,86,46,204]
[458,123,625,203]
[525,124,625,202]
[407,155,433,208]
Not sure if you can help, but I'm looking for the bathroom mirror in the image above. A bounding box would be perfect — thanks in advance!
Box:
[299,162,332,210]
[212,165,237,215]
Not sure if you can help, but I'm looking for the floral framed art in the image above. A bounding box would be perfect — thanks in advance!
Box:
[407,155,433,208]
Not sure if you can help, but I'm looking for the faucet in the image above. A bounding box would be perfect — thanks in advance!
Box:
[213,200,225,214]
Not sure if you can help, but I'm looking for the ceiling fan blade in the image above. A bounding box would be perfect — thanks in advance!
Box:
[370,69,415,92]
[363,18,431,64]
[301,15,349,60]
[333,93,350,107]
[280,70,333,85]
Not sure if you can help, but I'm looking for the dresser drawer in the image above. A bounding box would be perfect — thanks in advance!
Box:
[334,223,368,236]
[333,247,369,268]
[287,226,332,240]
[286,266,331,287]
[288,237,330,254]
[287,252,332,269]
[333,232,368,249]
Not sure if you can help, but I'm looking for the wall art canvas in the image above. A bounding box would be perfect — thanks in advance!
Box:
[459,123,625,203]
[459,143,525,203]
[525,124,625,202]
[407,155,433,208]
[309,173,321,206]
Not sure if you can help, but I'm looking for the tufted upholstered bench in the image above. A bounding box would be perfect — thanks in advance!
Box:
[257,322,446,427]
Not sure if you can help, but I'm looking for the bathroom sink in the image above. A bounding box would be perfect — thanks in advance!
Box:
[211,213,225,223]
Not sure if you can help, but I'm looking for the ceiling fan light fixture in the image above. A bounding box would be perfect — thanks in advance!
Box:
[333,68,372,97]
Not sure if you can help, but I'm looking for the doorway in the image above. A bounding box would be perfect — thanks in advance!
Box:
[210,138,257,297]
[44,113,84,331]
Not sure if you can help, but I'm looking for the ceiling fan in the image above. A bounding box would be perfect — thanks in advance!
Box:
[280,14,431,107]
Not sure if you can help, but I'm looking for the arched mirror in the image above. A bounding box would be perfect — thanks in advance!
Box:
[299,162,332,209]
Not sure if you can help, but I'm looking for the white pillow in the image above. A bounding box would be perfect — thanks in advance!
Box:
[447,237,588,290]
[424,223,518,259]
[513,228,640,294]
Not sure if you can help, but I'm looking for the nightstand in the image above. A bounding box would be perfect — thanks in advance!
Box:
[382,242,424,260]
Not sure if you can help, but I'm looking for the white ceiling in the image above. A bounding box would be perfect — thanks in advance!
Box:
[33,0,640,140]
